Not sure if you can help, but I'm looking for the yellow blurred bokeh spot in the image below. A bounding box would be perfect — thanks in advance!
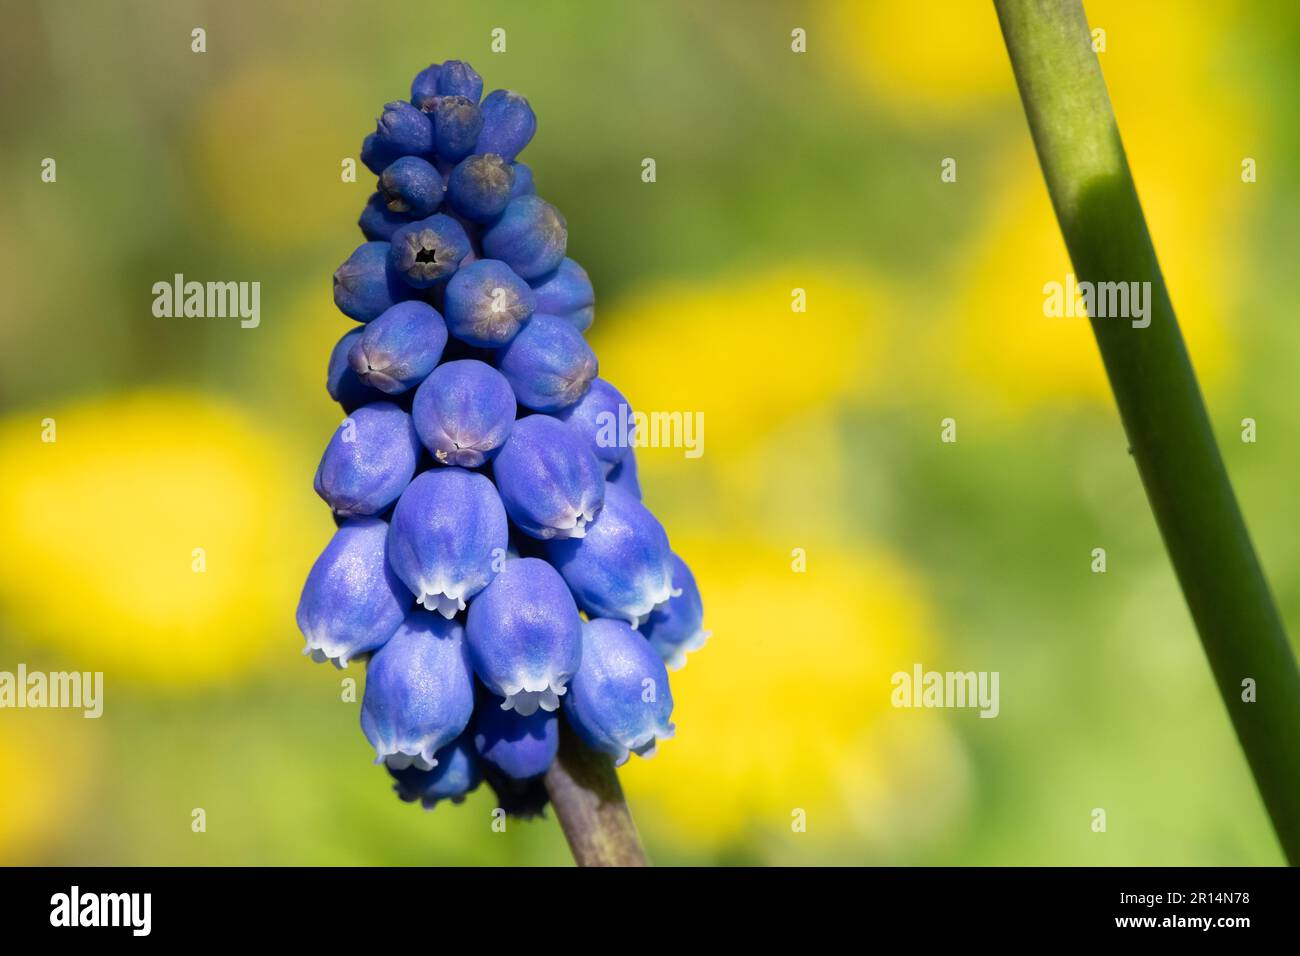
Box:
[0,712,93,864]
[0,391,312,685]
[824,0,1012,120]
[592,267,881,460]
[621,538,966,854]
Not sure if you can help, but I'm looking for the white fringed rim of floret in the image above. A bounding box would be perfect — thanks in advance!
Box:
[499,673,571,716]
[612,720,676,768]
[622,576,682,628]
[302,628,365,669]
[651,627,711,672]
[413,570,485,619]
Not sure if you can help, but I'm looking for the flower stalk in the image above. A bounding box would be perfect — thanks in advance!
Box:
[994,0,1300,863]
[544,721,649,866]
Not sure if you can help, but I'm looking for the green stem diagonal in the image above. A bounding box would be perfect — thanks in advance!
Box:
[994,0,1300,863]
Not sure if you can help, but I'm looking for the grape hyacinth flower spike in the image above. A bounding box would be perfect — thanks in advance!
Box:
[298,59,705,866]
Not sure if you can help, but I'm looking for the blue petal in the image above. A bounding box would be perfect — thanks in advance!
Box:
[313,402,421,517]
[464,557,582,715]
[473,696,559,779]
[387,468,509,617]
[388,731,482,808]
[640,553,708,670]
[361,611,476,769]
[546,483,674,625]
[411,359,516,467]
[296,517,410,667]
[495,313,597,412]
[493,414,604,539]
[564,618,675,766]
[554,378,633,474]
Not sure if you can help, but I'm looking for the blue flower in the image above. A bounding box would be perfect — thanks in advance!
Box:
[473,694,559,779]
[388,731,482,808]
[475,90,536,162]
[564,618,675,766]
[496,313,597,412]
[296,518,410,667]
[529,258,594,332]
[443,258,535,347]
[465,557,582,715]
[362,610,476,769]
[411,359,516,467]
[347,300,448,394]
[333,241,416,322]
[387,468,509,618]
[641,553,708,670]
[314,402,421,517]
[481,195,567,280]
[388,214,471,289]
[546,483,675,625]
[492,413,604,539]
[555,378,634,474]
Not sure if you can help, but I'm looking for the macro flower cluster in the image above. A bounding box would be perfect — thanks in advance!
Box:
[296,59,708,814]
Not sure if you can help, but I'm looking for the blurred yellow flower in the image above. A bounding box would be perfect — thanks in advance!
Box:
[0,713,92,863]
[620,537,966,856]
[0,391,315,685]
[592,267,882,464]
[597,267,964,854]
[938,1,1248,413]
[824,0,1013,120]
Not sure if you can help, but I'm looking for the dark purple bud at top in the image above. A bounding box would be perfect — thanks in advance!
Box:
[347,300,447,394]
[492,413,605,540]
[546,483,675,625]
[464,557,583,715]
[314,402,421,518]
[606,448,642,500]
[473,698,559,780]
[482,196,567,281]
[327,327,388,412]
[509,162,535,199]
[437,60,484,104]
[361,133,400,176]
[410,62,442,110]
[412,359,516,467]
[379,156,444,217]
[389,731,482,808]
[433,96,483,162]
[446,153,515,223]
[564,618,675,766]
[443,258,535,347]
[359,193,412,242]
[333,241,417,322]
[496,312,597,412]
[388,214,471,289]
[475,90,537,162]
[555,378,633,474]
[296,517,410,667]
[374,100,434,157]
[361,610,476,770]
[530,258,595,333]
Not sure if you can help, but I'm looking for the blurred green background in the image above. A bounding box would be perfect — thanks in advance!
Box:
[2,0,1298,865]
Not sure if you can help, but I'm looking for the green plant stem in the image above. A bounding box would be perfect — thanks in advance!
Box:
[544,721,649,866]
[993,0,1300,863]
